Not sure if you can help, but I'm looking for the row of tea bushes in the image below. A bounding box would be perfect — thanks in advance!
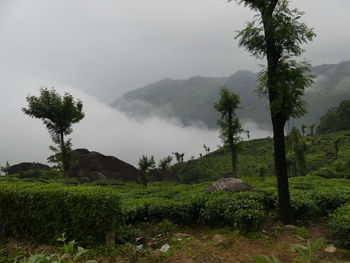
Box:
[0,182,122,245]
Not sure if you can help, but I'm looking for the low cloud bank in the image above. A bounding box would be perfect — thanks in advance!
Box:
[0,77,271,167]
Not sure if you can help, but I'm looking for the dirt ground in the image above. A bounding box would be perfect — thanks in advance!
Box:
[1,222,350,263]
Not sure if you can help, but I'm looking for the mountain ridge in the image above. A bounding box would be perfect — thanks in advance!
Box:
[112,60,350,129]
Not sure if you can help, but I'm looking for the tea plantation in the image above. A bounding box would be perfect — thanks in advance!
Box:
[1,130,350,262]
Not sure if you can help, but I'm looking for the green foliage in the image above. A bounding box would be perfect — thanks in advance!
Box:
[158,155,173,171]
[12,170,63,182]
[250,238,323,263]
[329,203,350,248]
[138,155,156,186]
[116,224,141,244]
[290,227,310,239]
[155,220,178,235]
[311,167,341,179]
[23,234,97,263]
[22,88,84,174]
[317,100,350,134]
[199,191,265,232]
[235,0,315,120]
[214,87,243,177]
[0,182,122,245]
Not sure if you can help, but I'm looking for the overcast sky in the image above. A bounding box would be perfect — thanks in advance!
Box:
[0,0,349,166]
[1,0,349,101]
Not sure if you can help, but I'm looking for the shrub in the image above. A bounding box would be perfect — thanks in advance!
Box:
[199,191,265,232]
[0,182,122,245]
[311,167,342,179]
[289,190,320,222]
[311,188,350,215]
[329,203,350,248]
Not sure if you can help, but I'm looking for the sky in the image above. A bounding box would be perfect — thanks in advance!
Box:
[0,0,349,166]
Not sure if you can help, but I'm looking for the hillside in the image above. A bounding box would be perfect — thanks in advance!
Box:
[171,130,350,183]
[112,61,350,129]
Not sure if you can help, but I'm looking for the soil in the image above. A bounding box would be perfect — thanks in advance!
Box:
[1,222,350,263]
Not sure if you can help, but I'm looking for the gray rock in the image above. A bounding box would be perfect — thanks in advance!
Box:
[68,149,139,182]
[324,245,337,253]
[207,178,252,192]
[7,162,50,175]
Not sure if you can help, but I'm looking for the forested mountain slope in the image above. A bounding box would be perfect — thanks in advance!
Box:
[112,61,350,129]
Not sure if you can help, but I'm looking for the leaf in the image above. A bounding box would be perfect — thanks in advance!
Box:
[74,247,89,261]
[311,238,323,252]
[295,247,308,259]
[271,256,282,263]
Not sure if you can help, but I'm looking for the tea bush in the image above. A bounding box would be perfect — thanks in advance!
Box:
[199,191,265,232]
[329,203,350,248]
[0,182,122,245]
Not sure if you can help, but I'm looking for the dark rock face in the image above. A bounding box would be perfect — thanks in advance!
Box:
[68,149,139,183]
[207,178,252,192]
[7,162,51,175]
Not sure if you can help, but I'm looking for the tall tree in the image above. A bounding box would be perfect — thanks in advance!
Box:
[22,88,84,176]
[232,0,315,223]
[215,87,243,178]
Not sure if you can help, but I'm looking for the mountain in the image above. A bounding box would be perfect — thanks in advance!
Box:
[111,60,350,130]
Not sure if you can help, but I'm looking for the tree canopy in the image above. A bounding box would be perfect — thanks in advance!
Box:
[317,100,350,134]
[215,87,243,178]
[22,88,84,174]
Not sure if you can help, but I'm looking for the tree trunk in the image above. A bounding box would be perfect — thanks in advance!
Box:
[272,115,292,224]
[228,111,236,178]
[60,129,67,177]
[260,1,293,224]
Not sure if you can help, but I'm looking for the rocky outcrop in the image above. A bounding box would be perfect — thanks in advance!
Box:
[7,162,51,175]
[207,178,252,192]
[67,149,139,183]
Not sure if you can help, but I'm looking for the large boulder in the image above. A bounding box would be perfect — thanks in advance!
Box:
[7,162,51,175]
[207,178,252,192]
[68,149,139,182]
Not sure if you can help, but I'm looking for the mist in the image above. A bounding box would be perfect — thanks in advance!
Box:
[0,76,271,167]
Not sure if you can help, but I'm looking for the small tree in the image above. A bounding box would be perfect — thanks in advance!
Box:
[22,88,84,176]
[138,155,155,186]
[0,161,10,176]
[310,124,316,136]
[301,124,307,136]
[286,127,307,177]
[203,144,210,155]
[334,138,341,160]
[172,152,184,163]
[158,155,173,172]
[214,87,243,178]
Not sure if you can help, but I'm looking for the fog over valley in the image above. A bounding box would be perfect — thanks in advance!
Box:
[1,0,349,166]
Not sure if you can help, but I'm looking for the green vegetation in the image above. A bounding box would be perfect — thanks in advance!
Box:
[22,88,85,176]
[137,155,155,186]
[234,0,315,224]
[214,87,243,178]
[0,181,121,245]
[329,203,350,248]
[317,100,350,134]
[251,238,324,263]
[171,130,350,183]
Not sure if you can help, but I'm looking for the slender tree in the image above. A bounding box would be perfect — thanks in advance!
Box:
[138,155,155,186]
[301,124,307,136]
[158,155,173,171]
[215,87,243,178]
[232,0,315,223]
[22,88,84,176]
